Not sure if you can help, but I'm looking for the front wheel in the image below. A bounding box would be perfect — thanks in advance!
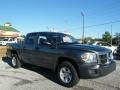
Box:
[57,61,79,87]
[11,54,21,68]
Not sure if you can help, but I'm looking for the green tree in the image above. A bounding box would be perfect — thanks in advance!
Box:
[102,31,111,43]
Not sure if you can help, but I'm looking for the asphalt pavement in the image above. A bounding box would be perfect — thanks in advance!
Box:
[0,58,120,90]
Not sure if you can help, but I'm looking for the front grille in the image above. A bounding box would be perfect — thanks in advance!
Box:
[99,54,107,64]
[99,52,111,64]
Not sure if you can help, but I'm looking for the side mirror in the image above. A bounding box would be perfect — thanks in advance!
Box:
[40,39,52,46]
[43,41,51,45]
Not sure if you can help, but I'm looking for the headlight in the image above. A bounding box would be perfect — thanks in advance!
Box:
[81,53,97,63]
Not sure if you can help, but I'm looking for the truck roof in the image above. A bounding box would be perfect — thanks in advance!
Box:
[27,32,67,35]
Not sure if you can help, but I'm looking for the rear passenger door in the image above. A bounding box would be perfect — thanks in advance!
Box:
[21,33,38,64]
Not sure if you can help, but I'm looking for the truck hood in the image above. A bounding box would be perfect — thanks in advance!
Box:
[60,44,111,53]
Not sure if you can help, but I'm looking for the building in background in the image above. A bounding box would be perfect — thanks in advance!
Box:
[0,22,24,45]
[0,22,21,38]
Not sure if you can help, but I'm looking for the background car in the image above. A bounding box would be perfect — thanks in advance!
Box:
[113,44,120,59]
[0,38,17,45]
[92,41,117,53]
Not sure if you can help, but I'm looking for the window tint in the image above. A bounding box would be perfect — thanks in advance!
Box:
[26,34,36,45]
[38,35,50,45]
[51,36,63,44]
[50,33,77,44]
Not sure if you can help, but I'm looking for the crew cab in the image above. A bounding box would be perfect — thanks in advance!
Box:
[8,32,116,87]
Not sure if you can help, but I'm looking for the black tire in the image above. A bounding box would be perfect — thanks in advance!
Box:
[11,54,21,68]
[57,61,79,87]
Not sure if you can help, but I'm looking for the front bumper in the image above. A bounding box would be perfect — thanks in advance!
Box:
[77,61,116,78]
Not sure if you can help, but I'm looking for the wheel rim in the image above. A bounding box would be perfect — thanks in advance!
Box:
[12,57,16,67]
[59,67,72,84]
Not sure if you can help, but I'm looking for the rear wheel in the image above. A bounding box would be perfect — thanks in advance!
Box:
[11,54,21,68]
[57,61,79,87]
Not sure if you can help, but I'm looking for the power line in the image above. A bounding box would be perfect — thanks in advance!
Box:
[86,20,120,28]
[68,20,120,31]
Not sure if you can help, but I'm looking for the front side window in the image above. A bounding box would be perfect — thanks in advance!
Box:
[50,33,78,45]
[9,38,14,41]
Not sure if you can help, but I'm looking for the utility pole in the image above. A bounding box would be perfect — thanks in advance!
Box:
[81,12,84,43]
[98,33,99,39]
[111,25,112,45]
[64,20,68,33]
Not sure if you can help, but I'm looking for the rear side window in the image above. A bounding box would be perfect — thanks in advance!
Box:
[25,34,37,45]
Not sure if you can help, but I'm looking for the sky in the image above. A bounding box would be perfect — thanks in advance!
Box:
[0,0,120,38]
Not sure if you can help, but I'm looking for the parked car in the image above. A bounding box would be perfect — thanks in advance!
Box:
[0,38,17,45]
[92,41,117,53]
[8,32,116,87]
[113,44,120,59]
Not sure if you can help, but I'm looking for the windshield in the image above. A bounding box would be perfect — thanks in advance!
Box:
[50,33,78,45]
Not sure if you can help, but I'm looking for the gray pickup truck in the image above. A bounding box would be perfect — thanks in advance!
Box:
[8,32,116,87]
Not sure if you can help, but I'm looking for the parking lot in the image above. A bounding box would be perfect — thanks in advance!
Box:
[0,58,120,90]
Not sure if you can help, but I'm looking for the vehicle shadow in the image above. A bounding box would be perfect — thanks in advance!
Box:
[22,64,60,85]
[2,57,13,66]
[2,57,95,89]
[2,57,60,86]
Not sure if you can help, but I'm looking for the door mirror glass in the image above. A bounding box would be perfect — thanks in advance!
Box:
[38,35,52,46]
[41,39,51,45]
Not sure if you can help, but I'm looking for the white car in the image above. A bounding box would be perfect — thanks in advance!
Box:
[0,38,17,45]
[92,41,117,53]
